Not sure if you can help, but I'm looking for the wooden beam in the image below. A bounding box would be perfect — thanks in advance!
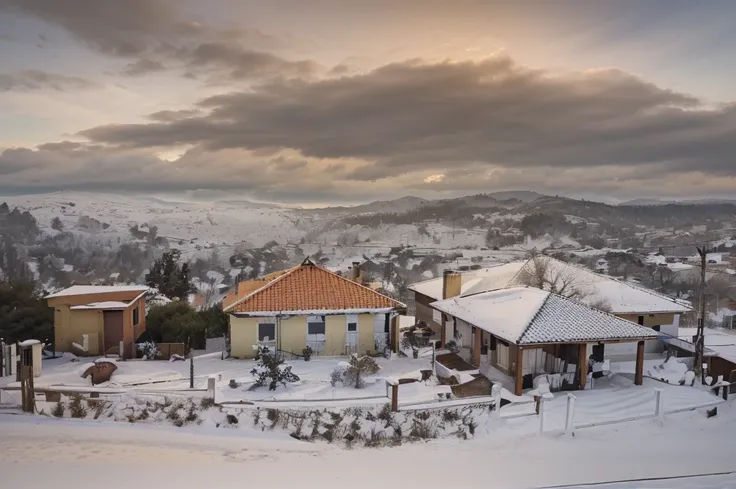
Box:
[514,347,524,396]
[635,340,645,385]
[578,343,588,391]
[520,337,654,348]
[472,327,482,367]
[440,314,446,346]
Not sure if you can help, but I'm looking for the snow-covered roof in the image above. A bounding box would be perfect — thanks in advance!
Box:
[667,262,694,271]
[408,262,525,301]
[45,285,149,298]
[678,328,736,363]
[409,257,691,315]
[70,301,132,310]
[431,287,659,345]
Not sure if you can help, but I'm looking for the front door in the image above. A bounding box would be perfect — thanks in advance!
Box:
[345,314,358,354]
[103,310,124,355]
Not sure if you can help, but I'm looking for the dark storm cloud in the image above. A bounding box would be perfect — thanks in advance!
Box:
[121,58,167,77]
[1,0,320,81]
[0,70,102,91]
[78,56,736,180]
[181,42,320,80]
[147,109,201,122]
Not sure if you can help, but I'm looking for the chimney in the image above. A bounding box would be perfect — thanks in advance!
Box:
[442,269,462,299]
[351,262,363,285]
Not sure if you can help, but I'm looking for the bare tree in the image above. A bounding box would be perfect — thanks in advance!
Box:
[515,254,611,311]
[516,255,585,300]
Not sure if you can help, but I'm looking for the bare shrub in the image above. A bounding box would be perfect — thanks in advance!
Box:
[69,396,88,419]
[51,401,64,418]
[343,354,379,389]
[200,397,215,410]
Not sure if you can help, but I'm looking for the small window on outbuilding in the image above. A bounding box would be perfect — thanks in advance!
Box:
[258,323,276,342]
[133,306,139,326]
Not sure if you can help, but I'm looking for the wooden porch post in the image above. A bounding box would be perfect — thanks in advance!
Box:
[472,327,482,367]
[514,346,524,396]
[635,340,645,385]
[440,313,446,346]
[578,343,588,391]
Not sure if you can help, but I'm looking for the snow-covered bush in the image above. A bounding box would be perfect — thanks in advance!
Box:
[330,366,345,387]
[138,341,160,360]
[343,354,379,389]
[250,347,300,391]
[444,340,459,353]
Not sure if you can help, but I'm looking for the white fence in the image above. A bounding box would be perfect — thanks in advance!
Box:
[535,386,724,437]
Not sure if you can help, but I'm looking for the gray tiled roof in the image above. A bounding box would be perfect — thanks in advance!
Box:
[519,293,660,345]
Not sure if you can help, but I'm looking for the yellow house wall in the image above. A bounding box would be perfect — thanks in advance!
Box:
[69,309,104,356]
[358,313,375,353]
[54,305,103,356]
[617,313,675,327]
[230,316,258,359]
[324,315,346,356]
[280,316,306,355]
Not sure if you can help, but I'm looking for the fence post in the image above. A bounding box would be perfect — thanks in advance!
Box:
[654,388,664,424]
[389,381,399,412]
[492,383,502,419]
[565,393,576,437]
[538,398,545,435]
[207,376,217,403]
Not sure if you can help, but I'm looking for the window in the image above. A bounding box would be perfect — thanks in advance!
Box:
[346,313,358,332]
[133,306,139,326]
[258,323,275,342]
[307,316,326,335]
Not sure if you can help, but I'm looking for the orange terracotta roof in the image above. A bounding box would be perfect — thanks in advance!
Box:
[226,261,405,314]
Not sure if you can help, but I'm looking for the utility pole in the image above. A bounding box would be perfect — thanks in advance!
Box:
[695,245,707,383]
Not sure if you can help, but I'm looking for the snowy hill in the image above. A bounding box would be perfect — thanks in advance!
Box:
[0,191,305,249]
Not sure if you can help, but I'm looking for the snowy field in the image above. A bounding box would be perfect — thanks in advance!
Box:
[1,399,735,489]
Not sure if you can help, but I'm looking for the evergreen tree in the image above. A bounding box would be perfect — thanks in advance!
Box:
[0,281,53,345]
[145,249,192,300]
[145,301,206,348]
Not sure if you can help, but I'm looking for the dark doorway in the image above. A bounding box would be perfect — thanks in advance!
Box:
[103,310,124,355]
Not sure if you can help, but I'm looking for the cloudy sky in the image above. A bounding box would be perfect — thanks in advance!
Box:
[1,0,735,205]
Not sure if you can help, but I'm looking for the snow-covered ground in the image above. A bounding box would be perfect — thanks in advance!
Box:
[1,398,735,489]
[0,353,446,406]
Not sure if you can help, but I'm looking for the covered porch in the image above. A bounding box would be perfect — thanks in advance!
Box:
[431,286,660,396]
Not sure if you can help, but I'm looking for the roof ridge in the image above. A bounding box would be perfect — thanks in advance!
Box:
[222,266,299,312]
[224,263,406,313]
[507,257,531,285]
[516,287,551,343]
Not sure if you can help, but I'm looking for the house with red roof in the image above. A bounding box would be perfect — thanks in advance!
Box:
[223,258,406,358]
